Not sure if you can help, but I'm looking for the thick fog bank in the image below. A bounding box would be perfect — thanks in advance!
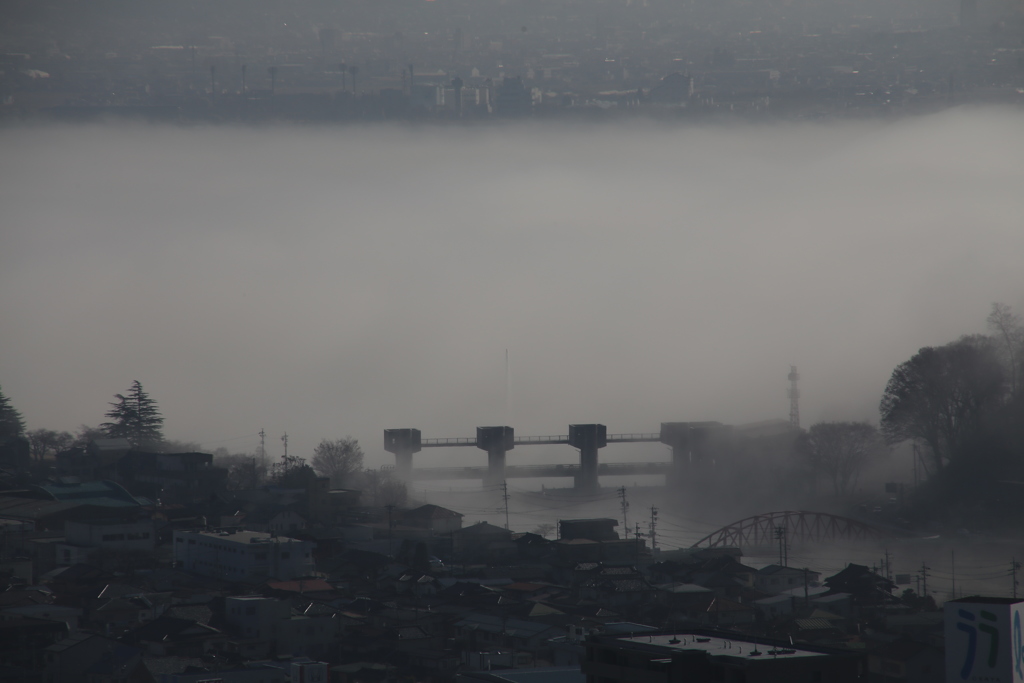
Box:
[1,109,1022,463]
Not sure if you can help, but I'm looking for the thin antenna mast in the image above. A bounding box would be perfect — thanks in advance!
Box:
[788,366,800,430]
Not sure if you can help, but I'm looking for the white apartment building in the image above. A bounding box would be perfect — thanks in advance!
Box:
[173,529,315,581]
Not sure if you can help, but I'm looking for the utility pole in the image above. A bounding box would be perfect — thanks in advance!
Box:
[884,548,892,583]
[803,568,810,608]
[385,504,395,557]
[920,561,930,599]
[618,486,630,539]
[649,506,658,551]
[951,550,956,599]
[1012,558,1021,599]
[774,525,787,567]
[258,428,266,468]
[635,522,642,566]
[912,443,919,488]
[502,481,510,531]
[281,432,288,458]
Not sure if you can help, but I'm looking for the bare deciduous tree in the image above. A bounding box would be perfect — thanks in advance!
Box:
[213,449,266,490]
[26,429,75,461]
[806,422,886,495]
[359,467,407,507]
[987,302,1024,399]
[311,438,364,487]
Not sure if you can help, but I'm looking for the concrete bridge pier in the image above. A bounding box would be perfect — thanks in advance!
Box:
[661,422,728,487]
[660,422,691,476]
[384,428,421,481]
[569,424,607,493]
[477,426,514,488]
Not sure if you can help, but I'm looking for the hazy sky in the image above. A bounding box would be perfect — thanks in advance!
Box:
[2,108,1022,467]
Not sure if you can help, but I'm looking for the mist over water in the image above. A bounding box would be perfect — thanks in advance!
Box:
[2,109,1023,470]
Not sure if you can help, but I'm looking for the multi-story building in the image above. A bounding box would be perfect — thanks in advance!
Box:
[755,565,821,595]
[173,529,315,581]
[54,517,156,566]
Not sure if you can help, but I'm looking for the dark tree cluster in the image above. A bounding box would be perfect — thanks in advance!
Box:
[0,384,26,441]
[879,302,1024,526]
[100,380,165,449]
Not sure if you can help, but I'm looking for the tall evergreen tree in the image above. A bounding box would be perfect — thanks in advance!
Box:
[101,380,164,448]
[0,384,26,440]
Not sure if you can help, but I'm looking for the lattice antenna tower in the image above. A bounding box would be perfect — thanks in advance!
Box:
[788,365,800,429]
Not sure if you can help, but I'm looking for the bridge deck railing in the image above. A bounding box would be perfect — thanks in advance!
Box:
[419,433,663,447]
[514,435,569,445]
[421,437,477,447]
[607,433,661,442]
[408,461,673,479]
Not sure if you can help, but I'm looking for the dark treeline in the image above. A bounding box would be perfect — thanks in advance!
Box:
[662,302,1024,534]
[883,303,1024,530]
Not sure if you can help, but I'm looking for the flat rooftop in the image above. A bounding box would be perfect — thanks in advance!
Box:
[177,529,304,543]
[618,634,828,659]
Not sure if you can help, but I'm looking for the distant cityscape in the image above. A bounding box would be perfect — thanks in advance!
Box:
[2,0,1023,123]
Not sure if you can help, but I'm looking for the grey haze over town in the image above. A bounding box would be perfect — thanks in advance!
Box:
[3,116,1022,464]
[2,0,1024,681]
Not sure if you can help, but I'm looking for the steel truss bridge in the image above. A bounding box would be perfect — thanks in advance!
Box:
[691,510,890,548]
